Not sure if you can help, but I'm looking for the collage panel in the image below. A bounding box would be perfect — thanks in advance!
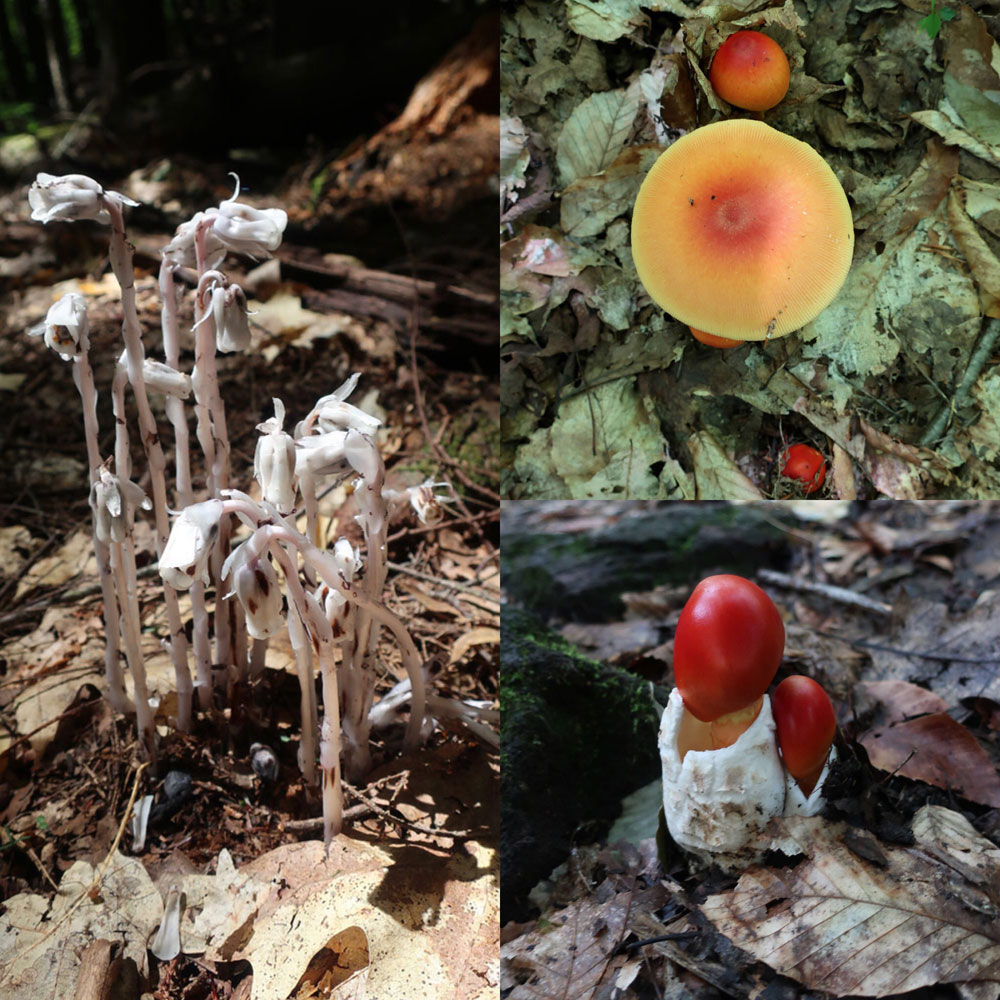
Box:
[501,499,1000,998]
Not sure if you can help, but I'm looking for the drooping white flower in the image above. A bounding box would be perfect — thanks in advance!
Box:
[294,430,349,477]
[314,541,361,627]
[159,499,225,590]
[406,481,452,525]
[141,358,192,398]
[90,465,151,543]
[28,172,139,225]
[221,533,284,639]
[161,174,286,266]
[161,210,225,269]
[332,537,362,580]
[211,283,252,353]
[344,429,380,482]
[313,377,382,435]
[297,373,381,436]
[29,292,90,360]
[212,178,287,260]
[254,398,297,513]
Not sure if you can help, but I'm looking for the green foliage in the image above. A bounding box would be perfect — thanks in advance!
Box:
[918,0,956,39]
[59,0,83,59]
[0,101,39,132]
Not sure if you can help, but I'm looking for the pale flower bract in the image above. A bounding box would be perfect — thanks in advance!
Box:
[29,172,138,225]
[159,499,225,590]
[30,292,90,360]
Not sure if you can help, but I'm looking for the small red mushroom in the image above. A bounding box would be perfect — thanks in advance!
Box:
[709,30,790,112]
[673,575,785,755]
[782,443,827,495]
[689,326,743,349]
[771,675,836,795]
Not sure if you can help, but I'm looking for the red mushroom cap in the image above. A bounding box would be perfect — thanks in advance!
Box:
[771,675,836,794]
[709,30,790,112]
[673,574,785,723]
[781,444,827,495]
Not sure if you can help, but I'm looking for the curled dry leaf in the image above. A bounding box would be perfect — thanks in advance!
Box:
[860,712,1000,807]
[854,679,949,724]
[700,815,1000,997]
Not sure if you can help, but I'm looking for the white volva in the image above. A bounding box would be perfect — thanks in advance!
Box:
[659,688,787,860]
[783,746,837,817]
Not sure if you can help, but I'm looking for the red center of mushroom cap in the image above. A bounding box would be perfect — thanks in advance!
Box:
[771,675,836,795]
[673,574,785,723]
[631,120,854,341]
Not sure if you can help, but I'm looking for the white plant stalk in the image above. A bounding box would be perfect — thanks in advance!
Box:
[109,366,156,762]
[268,537,341,841]
[659,688,786,861]
[343,430,388,781]
[285,598,318,786]
[104,199,193,732]
[63,312,129,714]
[159,257,212,715]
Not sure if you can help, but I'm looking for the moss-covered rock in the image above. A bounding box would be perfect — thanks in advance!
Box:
[500,606,662,923]
[501,502,788,620]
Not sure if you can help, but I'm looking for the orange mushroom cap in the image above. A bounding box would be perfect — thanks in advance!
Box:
[631,120,854,341]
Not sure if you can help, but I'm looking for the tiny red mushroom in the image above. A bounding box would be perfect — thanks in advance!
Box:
[771,675,836,796]
[782,443,827,495]
[689,327,743,349]
[673,575,785,755]
[709,30,790,112]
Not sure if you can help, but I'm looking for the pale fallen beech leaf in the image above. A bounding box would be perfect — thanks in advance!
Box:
[912,804,1000,891]
[0,852,161,999]
[860,713,1000,807]
[700,816,1000,997]
[854,679,949,724]
[198,837,497,1000]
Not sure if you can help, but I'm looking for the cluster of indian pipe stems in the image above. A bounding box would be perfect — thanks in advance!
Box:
[27,174,448,844]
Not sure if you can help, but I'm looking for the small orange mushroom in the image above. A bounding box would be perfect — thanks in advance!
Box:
[632,120,854,342]
[709,30,790,112]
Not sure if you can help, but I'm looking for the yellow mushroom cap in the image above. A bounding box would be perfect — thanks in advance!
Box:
[631,120,854,341]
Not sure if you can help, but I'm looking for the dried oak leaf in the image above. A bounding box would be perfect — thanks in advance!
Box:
[699,815,1000,997]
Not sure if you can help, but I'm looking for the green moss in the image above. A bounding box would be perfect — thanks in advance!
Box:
[501,606,662,921]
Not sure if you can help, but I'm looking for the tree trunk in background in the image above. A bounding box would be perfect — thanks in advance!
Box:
[37,0,70,112]
[92,0,121,106]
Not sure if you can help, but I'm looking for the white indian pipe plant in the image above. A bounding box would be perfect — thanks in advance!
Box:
[26,170,489,844]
